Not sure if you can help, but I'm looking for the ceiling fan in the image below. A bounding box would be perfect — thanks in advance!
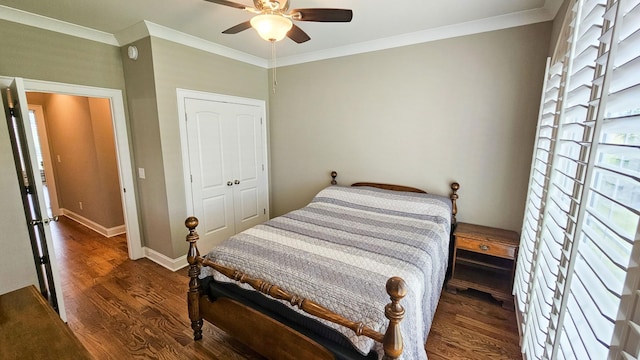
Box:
[204,0,353,43]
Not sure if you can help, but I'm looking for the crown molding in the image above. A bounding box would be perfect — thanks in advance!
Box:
[273,7,555,67]
[0,5,118,46]
[0,6,265,67]
[1,1,562,69]
[113,20,150,46]
[140,21,268,68]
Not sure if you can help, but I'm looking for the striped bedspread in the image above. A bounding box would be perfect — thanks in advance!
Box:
[200,185,452,359]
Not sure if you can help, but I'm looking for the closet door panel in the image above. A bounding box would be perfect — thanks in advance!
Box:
[232,105,267,233]
[184,94,268,248]
[185,98,235,249]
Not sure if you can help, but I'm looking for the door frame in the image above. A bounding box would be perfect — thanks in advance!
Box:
[1,76,143,260]
[176,89,269,220]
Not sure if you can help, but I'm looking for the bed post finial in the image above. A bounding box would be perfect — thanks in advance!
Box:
[383,276,407,359]
[450,182,459,224]
[185,216,203,340]
[330,171,338,185]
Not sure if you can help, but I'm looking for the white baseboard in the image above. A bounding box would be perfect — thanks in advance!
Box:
[60,209,126,238]
[143,247,188,272]
[106,225,126,237]
[60,209,188,272]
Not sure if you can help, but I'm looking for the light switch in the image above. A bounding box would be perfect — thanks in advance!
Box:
[138,168,146,179]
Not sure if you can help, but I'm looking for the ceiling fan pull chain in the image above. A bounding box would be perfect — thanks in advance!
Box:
[272,40,278,94]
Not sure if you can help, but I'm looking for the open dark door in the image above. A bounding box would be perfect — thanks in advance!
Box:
[2,78,65,319]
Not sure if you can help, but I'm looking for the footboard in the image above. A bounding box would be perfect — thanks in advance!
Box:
[185,216,407,359]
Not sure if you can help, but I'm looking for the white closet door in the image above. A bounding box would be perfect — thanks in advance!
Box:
[185,97,268,250]
[230,105,267,233]
[186,98,236,250]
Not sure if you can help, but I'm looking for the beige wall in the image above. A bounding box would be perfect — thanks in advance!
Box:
[88,97,123,226]
[0,19,127,292]
[28,93,124,228]
[120,37,167,255]
[269,22,552,232]
[0,15,555,262]
[121,37,269,258]
[151,38,269,258]
[0,20,125,89]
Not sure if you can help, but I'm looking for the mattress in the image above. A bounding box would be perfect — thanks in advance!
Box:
[200,185,452,359]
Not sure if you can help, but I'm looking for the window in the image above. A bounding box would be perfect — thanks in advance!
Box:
[514,0,640,358]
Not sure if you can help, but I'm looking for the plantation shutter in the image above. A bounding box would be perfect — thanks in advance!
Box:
[515,0,640,358]
[554,0,640,358]
[613,12,640,344]
[545,0,609,357]
[514,57,563,357]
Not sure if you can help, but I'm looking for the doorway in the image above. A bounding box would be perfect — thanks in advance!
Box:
[2,76,142,321]
[26,93,126,238]
[19,78,142,261]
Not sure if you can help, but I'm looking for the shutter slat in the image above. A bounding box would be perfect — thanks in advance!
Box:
[517,1,640,358]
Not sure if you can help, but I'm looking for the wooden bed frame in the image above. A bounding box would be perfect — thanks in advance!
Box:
[186,171,460,359]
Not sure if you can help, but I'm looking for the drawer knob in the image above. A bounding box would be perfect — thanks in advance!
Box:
[479,244,490,251]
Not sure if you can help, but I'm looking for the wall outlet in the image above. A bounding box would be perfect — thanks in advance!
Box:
[57,155,61,163]
[79,201,83,210]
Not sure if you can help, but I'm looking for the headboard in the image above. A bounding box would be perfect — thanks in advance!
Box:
[329,170,459,224]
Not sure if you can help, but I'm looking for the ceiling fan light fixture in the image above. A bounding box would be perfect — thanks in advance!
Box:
[250,14,293,42]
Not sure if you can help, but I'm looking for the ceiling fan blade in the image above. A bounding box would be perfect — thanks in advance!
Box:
[204,0,248,10]
[222,21,252,34]
[290,8,353,22]
[287,24,311,43]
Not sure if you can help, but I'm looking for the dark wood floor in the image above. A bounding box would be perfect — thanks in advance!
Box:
[51,216,522,359]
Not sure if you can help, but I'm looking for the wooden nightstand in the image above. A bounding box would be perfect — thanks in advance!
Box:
[446,222,519,310]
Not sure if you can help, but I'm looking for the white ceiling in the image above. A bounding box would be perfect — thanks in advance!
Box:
[0,0,563,66]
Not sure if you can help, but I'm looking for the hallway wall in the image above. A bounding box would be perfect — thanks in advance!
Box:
[27,93,124,230]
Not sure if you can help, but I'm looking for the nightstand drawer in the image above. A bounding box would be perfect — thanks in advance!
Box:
[456,236,516,259]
